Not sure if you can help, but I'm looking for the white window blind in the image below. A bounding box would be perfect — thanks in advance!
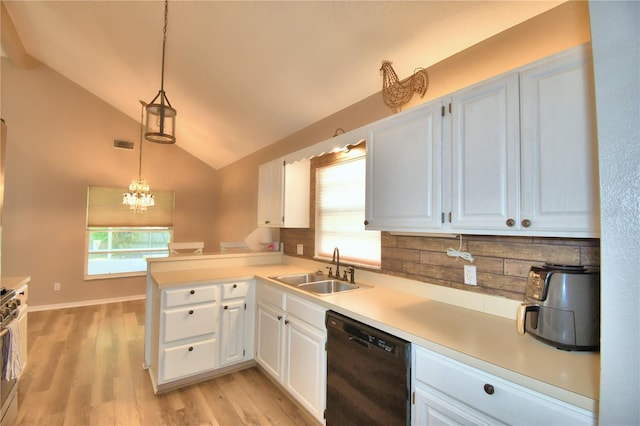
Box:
[87,186,175,227]
[315,157,380,267]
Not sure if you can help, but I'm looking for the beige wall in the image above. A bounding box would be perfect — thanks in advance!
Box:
[1,58,218,307]
[1,1,592,308]
[216,1,592,244]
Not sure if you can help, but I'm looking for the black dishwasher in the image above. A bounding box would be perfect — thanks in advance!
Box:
[325,310,411,426]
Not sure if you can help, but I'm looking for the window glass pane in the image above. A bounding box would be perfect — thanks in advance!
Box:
[315,157,380,267]
[86,227,171,277]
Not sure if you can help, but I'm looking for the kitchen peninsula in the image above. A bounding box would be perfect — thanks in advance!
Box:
[144,252,598,424]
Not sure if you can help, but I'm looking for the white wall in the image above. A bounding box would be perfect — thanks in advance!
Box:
[588,1,640,423]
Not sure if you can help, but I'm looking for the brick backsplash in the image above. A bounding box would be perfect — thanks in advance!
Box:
[281,230,600,301]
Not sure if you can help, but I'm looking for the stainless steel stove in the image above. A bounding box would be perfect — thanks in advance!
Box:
[1,286,21,424]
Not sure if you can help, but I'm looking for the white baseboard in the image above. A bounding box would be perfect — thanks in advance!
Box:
[28,293,145,312]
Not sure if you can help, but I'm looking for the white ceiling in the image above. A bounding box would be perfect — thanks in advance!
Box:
[3,1,564,169]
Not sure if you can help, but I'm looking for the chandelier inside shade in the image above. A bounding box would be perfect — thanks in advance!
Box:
[123,178,155,213]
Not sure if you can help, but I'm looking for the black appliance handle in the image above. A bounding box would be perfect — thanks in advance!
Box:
[348,335,371,349]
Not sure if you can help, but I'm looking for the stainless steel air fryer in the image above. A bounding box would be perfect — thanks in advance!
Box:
[517,263,600,351]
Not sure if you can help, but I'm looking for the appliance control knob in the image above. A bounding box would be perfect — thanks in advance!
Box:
[521,219,532,228]
[483,383,495,395]
[506,218,515,227]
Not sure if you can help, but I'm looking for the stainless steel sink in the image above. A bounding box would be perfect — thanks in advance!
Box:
[270,272,323,286]
[298,280,359,295]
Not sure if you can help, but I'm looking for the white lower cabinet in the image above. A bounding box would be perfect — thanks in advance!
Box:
[255,282,327,422]
[412,345,595,426]
[256,300,285,379]
[148,280,254,393]
[219,280,253,367]
[161,338,218,382]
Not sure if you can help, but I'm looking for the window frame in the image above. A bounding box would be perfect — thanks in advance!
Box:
[84,226,173,280]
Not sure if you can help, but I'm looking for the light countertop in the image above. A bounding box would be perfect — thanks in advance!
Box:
[1,276,30,292]
[150,261,599,412]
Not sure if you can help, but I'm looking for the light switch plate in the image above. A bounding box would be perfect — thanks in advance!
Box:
[296,244,304,255]
[464,265,477,285]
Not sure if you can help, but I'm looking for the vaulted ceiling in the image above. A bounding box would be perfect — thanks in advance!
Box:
[2,1,564,169]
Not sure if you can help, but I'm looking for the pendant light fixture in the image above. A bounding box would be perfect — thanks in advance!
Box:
[123,101,155,213]
[145,0,176,144]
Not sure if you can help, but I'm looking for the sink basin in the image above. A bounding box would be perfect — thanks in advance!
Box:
[298,280,359,295]
[270,272,323,286]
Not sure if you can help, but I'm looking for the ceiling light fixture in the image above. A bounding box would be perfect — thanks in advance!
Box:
[123,101,155,213]
[145,0,176,144]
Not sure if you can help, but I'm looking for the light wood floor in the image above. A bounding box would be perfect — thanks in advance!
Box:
[14,300,317,426]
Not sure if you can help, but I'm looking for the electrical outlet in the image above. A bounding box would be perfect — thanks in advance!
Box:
[54,282,61,291]
[296,244,304,255]
[464,265,477,285]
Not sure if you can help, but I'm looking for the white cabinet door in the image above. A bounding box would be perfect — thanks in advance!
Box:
[257,158,284,227]
[255,301,285,381]
[284,316,326,421]
[365,100,443,231]
[257,157,310,228]
[219,299,246,366]
[448,72,520,231]
[520,45,599,236]
[413,383,499,426]
[283,159,310,228]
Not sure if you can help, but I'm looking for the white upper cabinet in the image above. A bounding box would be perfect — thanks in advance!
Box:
[519,45,599,236]
[448,72,520,232]
[257,158,284,227]
[364,44,599,237]
[257,158,310,228]
[365,100,443,232]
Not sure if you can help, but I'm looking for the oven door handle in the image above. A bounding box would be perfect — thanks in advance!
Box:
[348,335,371,349]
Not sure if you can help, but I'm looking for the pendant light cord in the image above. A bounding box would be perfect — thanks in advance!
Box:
[160,0,168,94]
[138,100,146,179]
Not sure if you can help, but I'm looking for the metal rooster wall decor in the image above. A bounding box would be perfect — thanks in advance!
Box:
[380,60,429,113]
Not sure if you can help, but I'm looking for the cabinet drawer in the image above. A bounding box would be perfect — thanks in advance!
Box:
[257,283,285,309]
[222,280,250,300]
[414,347,594,425]
[161,338,217,382]
[164,285,218,308]
[286,294,326,329]
[163,303,217,343]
